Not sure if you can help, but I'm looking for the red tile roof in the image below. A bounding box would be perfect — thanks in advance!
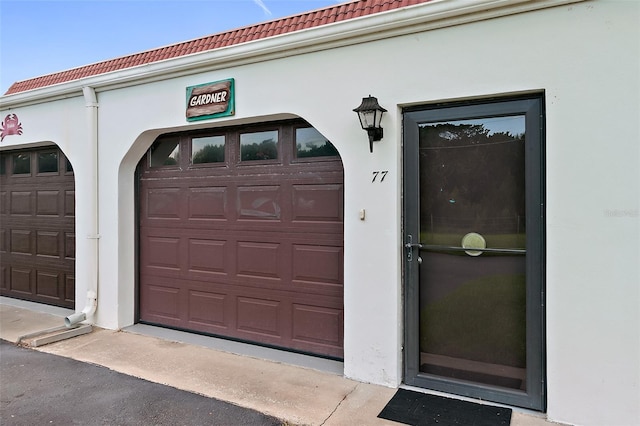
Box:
[5,0,430,95]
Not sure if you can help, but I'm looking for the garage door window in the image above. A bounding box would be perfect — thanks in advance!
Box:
[12,153,30,175]
[150,137,180,167]
[38,152,58,174]
[295,127,339,159]
[240,130,278,161]
[192,135,225,164]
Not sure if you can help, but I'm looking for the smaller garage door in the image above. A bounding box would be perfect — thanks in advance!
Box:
[138,120,344,358]
[0,147,76,308]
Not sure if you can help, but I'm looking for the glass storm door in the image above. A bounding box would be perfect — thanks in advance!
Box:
[403,97,545,410]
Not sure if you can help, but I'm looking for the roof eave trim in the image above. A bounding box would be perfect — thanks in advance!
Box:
[0,0,585,108]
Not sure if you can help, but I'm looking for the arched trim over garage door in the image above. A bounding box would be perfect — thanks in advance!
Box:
[0,146,76,308]
[137,119,344,359]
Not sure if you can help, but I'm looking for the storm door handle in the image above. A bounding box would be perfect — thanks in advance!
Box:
[405,235,423,262]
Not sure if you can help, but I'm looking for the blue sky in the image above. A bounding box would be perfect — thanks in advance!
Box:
[0,0,341,94]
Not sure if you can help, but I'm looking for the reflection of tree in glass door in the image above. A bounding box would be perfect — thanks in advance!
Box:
[404,97,544,410]
[418,116,527,391]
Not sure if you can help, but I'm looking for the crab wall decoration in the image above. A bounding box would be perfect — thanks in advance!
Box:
[1,114,23,142]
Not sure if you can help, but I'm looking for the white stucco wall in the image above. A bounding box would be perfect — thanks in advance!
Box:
[0,96,98,330]
[2,1,638,424]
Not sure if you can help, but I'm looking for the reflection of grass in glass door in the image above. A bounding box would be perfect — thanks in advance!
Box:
[421,274,526,367]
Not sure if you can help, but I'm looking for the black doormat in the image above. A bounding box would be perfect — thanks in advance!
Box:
[378,389,512,426]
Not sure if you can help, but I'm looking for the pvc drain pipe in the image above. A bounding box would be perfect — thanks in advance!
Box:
[65,290,97,327]
[64,86,100,330]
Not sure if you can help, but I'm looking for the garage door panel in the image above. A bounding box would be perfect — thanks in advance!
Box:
[146,188,182,219]
[187,187,228,220]
[36,270,61,299]
[65,275,75,302]
[141,283,182,322]
[10,230,32,254]
[0,191,7,214]
[187,238,228,274]
[10,191,32,215]
[236,241,282,280]
[187,290,229,329]
[10,267,32,293]
[36,231,60,257]
[0,266,6,289]
[292,244,343,285]
[292,304,343,348]
[237,185,282,220]
[292,184,343,222]
[64,190,75,217]
[65,233,75,259]
[145,236,181,270]
[36,190,60,216]
[237,296,282,338]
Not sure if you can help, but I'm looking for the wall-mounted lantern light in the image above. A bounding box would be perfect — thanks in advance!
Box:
[353,95,387,153]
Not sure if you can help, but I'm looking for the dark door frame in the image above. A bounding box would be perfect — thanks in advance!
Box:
[402,95,546,411]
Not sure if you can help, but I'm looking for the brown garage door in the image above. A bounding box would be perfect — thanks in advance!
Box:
[138,120,344,358]
[0,147,75,308]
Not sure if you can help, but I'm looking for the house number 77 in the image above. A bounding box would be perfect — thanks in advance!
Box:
[372,171,389,183]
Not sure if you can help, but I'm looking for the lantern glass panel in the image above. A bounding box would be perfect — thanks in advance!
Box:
[359,110,376,129]
[373,109,383,127]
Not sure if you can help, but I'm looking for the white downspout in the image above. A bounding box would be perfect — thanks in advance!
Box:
[65,87,99,327]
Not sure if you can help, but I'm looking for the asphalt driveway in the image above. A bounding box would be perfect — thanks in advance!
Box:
[0,340,283,425]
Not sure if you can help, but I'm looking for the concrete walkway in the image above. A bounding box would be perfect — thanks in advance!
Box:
[0,298,555,425]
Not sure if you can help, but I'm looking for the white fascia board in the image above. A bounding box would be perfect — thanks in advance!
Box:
[0,0,584,109]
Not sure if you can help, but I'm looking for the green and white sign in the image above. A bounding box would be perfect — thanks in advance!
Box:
[186,78,235,121]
